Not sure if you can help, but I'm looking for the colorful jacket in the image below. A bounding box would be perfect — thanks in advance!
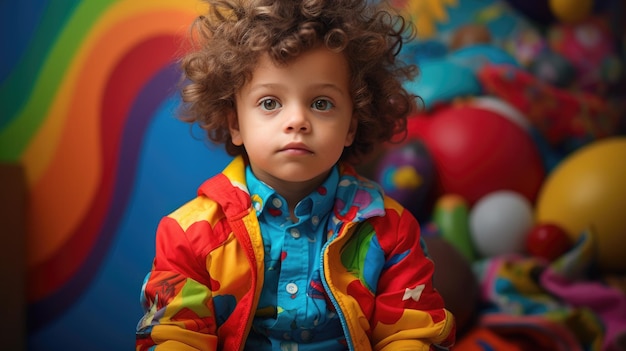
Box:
[136,156,455,351]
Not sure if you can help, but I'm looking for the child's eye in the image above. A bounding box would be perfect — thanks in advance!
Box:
[312,99,334,111]
[260,98,281,111]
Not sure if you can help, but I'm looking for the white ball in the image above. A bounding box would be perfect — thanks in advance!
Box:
[469,190,534,258]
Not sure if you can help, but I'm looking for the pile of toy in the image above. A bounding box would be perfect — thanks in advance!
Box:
[373,0,626,349]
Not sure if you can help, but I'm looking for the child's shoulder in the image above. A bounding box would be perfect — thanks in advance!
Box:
[166,195,225,229]
[166,169,251,228]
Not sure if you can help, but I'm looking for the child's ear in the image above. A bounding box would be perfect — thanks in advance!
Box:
[344,115,358,147]
[228,112,243,146]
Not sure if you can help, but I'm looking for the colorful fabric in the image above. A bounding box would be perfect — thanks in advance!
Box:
[136,156,456,351]
[470,229,626,351]
[477,64,621,147]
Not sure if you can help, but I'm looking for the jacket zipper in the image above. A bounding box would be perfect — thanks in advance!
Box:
[319,224,354,351]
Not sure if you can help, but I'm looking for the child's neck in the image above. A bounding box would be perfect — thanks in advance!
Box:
[273,173,331,223]
[249,166,333,221]
[277,185,315,222]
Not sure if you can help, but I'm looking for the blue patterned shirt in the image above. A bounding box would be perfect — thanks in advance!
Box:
[244,166,346,350]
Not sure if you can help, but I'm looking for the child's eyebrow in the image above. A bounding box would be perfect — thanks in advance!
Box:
[248,83,347,96]
[312,83,349,97]
[246,83,285,94]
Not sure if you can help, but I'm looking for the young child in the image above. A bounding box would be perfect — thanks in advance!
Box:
[136,0,456,350]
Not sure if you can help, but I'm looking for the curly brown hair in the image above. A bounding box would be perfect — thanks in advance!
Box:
[179,0,418,163]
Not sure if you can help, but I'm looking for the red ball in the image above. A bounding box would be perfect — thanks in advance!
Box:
[407,103,545,206]
[525,223,573,261]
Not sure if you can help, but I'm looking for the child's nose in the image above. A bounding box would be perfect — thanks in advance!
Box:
[284,106,310,132]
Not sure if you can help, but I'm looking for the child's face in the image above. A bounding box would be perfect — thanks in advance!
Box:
[231,46,357,191]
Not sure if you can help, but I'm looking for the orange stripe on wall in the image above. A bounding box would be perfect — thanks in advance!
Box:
[26,10,196,269]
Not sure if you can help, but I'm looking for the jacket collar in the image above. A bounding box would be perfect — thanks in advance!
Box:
[198,156,386,223]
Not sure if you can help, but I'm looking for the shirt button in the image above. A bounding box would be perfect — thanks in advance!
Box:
[272,198,282,208]
[286,283,298,294]
[311,216,320,226]
[290,228,300,238]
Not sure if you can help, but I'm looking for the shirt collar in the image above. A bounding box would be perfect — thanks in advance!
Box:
[246,166,339,222]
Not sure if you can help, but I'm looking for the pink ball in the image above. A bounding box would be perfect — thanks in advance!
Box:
[408,103,545,206]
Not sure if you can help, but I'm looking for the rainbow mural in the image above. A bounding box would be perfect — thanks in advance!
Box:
[1,1,233,349]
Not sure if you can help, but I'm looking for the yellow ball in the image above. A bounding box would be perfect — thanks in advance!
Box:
[549,0,593,23]
[535,137,626,273]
